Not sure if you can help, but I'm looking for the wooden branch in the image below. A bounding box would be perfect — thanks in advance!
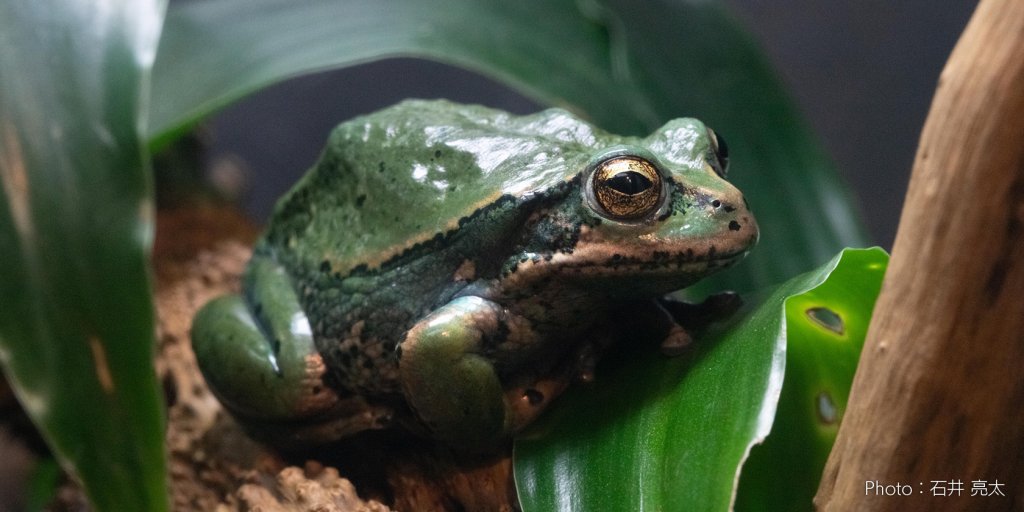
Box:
[815,0,1024,510]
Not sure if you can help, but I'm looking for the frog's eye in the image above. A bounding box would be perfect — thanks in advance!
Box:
[590,156,663,221]
[707,128,729,177]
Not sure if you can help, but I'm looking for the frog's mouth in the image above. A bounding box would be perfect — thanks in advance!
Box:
[566,195,760,276]
[567,217,757,269]
[496,239,753,298]
[542,244,751,297]
[558,242,751,276]
[499,214,758,295]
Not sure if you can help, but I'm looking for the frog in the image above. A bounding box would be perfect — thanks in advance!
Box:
[191,99,758,449]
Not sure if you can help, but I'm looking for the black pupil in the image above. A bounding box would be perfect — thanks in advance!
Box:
[607,171,653,195]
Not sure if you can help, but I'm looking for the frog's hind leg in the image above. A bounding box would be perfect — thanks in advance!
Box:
[191,295,333,423]
[191,257,388,445]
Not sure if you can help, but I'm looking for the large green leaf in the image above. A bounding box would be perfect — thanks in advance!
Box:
[735,248,885,510]
[150,0,867,291]
[0,2,169,511]
[514,248,887,511]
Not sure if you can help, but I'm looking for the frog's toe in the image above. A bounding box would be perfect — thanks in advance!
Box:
[659,324,693,356]
[506,378,569,430]
[191,294,339,422]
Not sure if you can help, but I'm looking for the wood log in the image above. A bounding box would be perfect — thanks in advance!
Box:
[815,0,1024,510]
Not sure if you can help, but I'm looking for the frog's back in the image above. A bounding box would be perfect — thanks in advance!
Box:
[259,99,618,277]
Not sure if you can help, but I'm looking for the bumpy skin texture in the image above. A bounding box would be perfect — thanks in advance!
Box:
[191,99,759,448]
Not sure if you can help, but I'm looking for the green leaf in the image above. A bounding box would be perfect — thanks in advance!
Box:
[0,2,169,511]
[735,248,887,511]
[513,248,887,511]
[150,0,867,291]
[26,458,62,512]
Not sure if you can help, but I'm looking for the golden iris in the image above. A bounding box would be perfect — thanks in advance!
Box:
[591,156,663,220]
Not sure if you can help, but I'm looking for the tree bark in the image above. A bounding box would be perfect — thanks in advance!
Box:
[815,0,1024,510]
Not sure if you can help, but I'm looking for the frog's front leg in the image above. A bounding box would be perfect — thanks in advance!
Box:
[192,257,386,444]
[399,296,553,446]
[654,292,744,355]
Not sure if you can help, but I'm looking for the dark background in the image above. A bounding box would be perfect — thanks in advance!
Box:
[203,2,976,248]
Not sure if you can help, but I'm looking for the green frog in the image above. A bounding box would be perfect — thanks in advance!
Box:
[191,99,758,448]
